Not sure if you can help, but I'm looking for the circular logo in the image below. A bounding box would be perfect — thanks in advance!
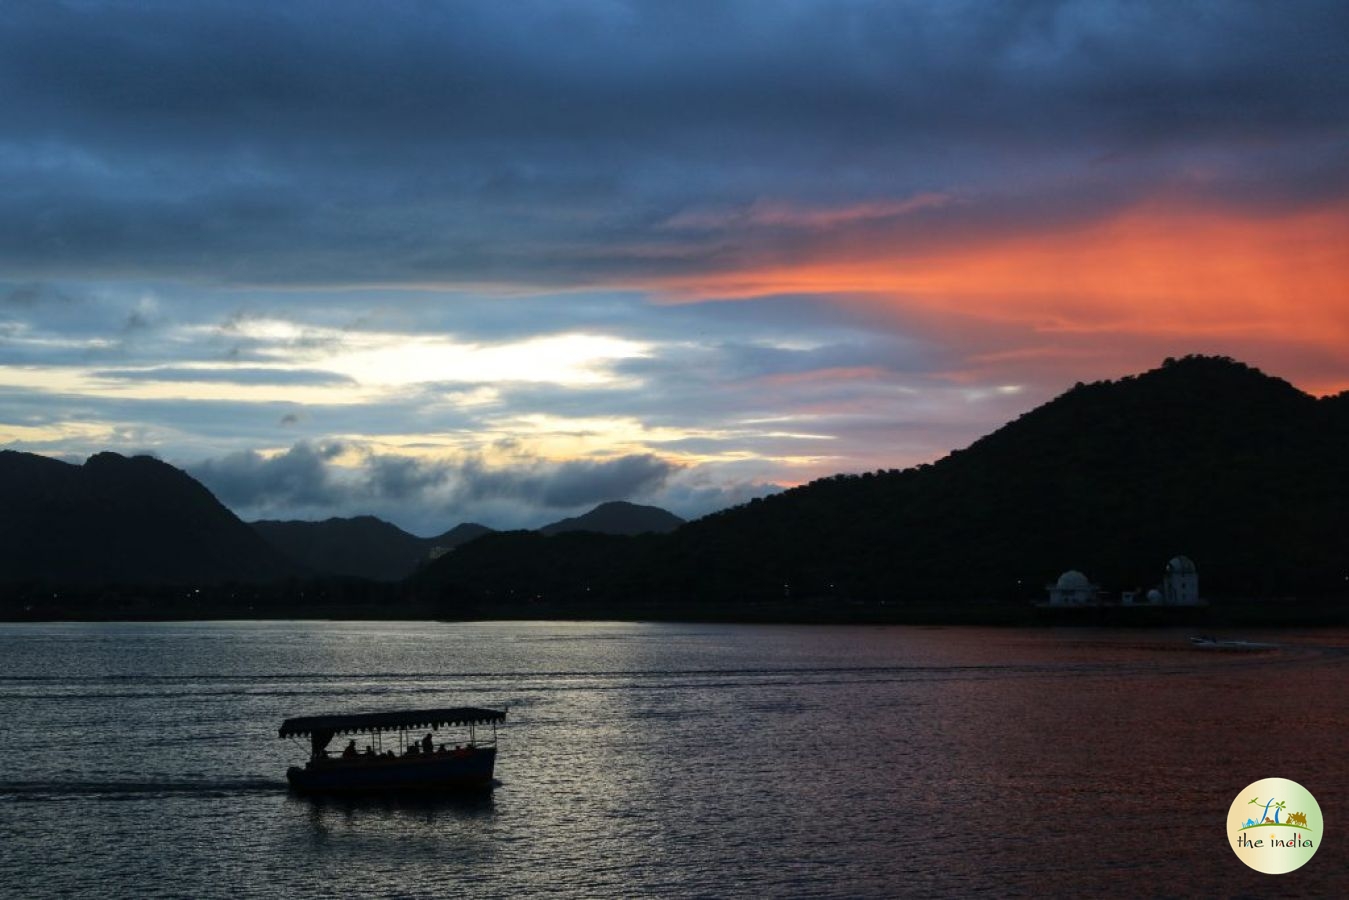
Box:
[1228,778,1323,874]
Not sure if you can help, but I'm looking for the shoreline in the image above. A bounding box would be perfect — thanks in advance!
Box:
[3,598,1345,627]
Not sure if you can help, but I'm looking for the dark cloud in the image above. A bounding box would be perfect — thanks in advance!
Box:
[455,454,678,509]
[658,472,783,520]
[189,440,345,509]
[185,440,684,530]
[0,1,1344,284]
[4,2,1346,531]
[1,401,281,465]
[367,455,450,502]
[90,366,355,386]
[2,283,77,307]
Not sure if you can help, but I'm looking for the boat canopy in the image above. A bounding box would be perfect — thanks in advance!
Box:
[279,707,506,739]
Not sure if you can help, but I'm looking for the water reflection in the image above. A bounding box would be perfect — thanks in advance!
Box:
[293,790,495,830]
[286,790,500,871]
[3,623,1347,898]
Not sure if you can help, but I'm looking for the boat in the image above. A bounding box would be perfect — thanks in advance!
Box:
[278,706,506,795]
[1188,636,1279,652]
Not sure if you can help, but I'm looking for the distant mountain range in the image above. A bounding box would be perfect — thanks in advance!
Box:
[251,500,684,581]
[4,356,1347,617]
[418,356,1349,608]
[250,517,492,582]
[538,501,685,537]
[0,451,299,584]
[0,449,686,585]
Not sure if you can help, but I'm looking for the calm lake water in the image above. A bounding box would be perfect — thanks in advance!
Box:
[0,621,1344,898]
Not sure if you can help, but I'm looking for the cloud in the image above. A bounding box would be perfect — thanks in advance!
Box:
[655,466,783,519]
[190,441,346,510]
[191,442,457,513]
[367,454,450,502]
[3,0,1348,528]
[185,440,689,531]
[454,453,677,509]
[0,1,1344,287]
[664,194,956,231]
[90,366,357,386]
[2,283,77,307]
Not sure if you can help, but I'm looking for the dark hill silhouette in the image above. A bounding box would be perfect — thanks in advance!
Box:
[540,501,685,536]
[252,517,492,581]
[418,356,1349,610]
[249,502,683,581]
[0,451,300,584]
[430,522,495,551]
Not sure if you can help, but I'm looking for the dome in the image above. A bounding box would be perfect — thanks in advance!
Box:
[1056,570,1091,590]
[1167,556,1196,574]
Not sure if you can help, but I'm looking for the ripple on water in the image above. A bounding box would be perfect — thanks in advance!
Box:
[0,622,1345,898]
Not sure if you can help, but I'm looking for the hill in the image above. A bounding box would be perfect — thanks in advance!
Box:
[417,356,1349,611]
[251,517,492,581]
[0,451,301,585]
[249,501,682,581]
[540,501,685,536]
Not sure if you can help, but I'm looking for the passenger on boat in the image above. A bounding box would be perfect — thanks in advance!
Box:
[421,733,434,754]
[342,740,357,759]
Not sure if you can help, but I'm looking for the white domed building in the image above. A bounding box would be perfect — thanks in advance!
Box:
[1047,569,1098,606]
[1038,556,1201,608]
[1162,555,1201,605]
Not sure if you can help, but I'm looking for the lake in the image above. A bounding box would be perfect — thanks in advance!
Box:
[0,621,1344,897]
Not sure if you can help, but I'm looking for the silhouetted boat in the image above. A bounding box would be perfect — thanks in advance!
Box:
[1188,636,1279,652]
[278,707,505,795]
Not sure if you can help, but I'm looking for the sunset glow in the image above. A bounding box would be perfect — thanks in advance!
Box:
[2,1,1346,530]
[658,201,1349,341]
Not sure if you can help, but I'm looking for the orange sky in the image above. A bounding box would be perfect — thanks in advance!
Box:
[653,199,1349,395]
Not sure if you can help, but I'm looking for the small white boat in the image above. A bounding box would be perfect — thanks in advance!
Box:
[1188,636,1279,652]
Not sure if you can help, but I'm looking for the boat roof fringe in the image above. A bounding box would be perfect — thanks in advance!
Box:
[278,706,506,738]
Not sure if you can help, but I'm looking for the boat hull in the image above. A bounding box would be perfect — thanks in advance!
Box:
[287,747,497,795]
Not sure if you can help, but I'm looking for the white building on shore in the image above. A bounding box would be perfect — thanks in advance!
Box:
[1046,569,1098,606]
[1044,556,1202,607]
[1162,555,1201,605]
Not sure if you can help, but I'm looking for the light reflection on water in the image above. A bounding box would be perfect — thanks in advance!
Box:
[0,621,1345,897]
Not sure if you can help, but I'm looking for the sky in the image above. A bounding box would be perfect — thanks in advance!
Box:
[2,0,1346,534]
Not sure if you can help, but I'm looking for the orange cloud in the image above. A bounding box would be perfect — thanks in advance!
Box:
[650,198,1349,393]
[665,202,1345,329]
